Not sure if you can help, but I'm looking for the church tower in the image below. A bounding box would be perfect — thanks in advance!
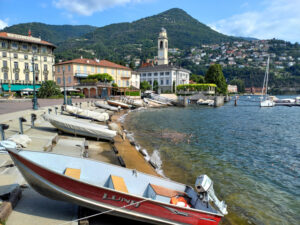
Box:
[157,28,168,65]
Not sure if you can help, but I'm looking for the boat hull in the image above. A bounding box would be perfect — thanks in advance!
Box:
[8,150,222,225]
[107,100,131,109]
[260,99,275,107]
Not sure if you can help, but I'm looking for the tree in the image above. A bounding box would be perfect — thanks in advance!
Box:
[153,80,159,93]
[86,73,113,82]
[230,79,245,93]
[37,80,61,98]
[190,74,205,83]
[140,81,151,92]
[205,64,227,94]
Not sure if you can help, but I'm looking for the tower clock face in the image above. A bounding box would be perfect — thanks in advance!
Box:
[159,51,163,57]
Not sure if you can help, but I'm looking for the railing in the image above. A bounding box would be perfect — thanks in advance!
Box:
[76,81,112,87]
[0,79,43,85]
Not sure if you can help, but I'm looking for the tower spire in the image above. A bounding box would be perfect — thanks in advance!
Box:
[157,28,168,65]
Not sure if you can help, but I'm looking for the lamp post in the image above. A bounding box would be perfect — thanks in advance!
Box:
[32,55,38,110]
[62,66,67,105]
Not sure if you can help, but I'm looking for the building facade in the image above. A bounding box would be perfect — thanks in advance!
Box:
[137,28,190,92]
[227,84,238,93]
[54,58,133,88]
[0,32,56,91]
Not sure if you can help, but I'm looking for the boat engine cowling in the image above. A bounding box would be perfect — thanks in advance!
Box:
[195,174,228,215]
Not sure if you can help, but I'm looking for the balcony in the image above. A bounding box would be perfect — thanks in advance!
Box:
[13,68,20,73]
[1,67,9,72]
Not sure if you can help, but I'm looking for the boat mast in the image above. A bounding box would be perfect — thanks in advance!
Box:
[261,56,270,97]
[265,56,270,96]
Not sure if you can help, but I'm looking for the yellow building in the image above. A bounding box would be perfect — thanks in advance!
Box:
[54,58,133,88]
[0,32,56,91]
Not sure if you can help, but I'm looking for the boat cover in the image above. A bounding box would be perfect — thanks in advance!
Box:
[43,114,116,141]
[66,105,109,122]
[95,102,119,112]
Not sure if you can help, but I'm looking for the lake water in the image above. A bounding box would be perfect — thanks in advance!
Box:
[124,96,300,225]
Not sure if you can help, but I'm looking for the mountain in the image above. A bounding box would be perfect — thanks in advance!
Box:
[1,22,97,44]
[55,8,241,61]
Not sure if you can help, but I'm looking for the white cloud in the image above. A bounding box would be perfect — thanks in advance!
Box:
[0,19,8,29]
[210,0,300,43]
[53,0,147,16]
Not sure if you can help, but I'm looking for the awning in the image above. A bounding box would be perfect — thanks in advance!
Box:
[1,84,41,92]
[75,73,88,78]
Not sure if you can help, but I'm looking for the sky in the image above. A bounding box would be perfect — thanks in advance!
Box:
[0,0,299,43]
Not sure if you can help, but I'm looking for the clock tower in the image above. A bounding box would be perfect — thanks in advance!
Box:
[157,28,168,65]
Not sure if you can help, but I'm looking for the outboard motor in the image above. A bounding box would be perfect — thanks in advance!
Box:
[195,175,228,215]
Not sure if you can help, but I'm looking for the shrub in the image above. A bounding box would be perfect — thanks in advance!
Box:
[37,81,61,98]
[125,91,140,96]
[176,84,217,92]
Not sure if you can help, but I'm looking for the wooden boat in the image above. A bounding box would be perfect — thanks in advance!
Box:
[95,101,119,112]
[43,114,116,141]
[2,142,227,225]
[107,100,132,109]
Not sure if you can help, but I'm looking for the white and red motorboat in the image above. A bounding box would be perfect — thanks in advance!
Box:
[0,141,227,225]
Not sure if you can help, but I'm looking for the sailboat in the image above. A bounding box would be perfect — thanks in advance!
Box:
[260,56,275,107]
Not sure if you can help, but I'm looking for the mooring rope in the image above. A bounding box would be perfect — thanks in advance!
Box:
[58,199,148,225]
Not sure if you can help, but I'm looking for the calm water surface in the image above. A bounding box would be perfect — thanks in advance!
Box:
[125,96,300,225]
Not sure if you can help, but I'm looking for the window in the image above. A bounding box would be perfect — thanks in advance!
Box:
[35,75,39,81]
[44,74,48,81]
[4,72,8,80]
[104,68,107,73]
[126,81,129,86]
[57,66,60,73]
[12,43,18,49]
[15,73,19,80]
[1,42,6,48]
[166,79,169,85]
[14,62,18,68]
[77,65,80,72]
[25,73,29,81]
[32,45,37,52]
[154,72,158,76]
[165,72,170,75]
[35,64,38,70]
[24,55,28,59]
[14,53,18,58]
[2,52,6,57]
[149,80,152,85]
[160,79,164,85]
[97,67,100,73]
[44,64,48,71]
[118,80,120,86]
[41,47,47,53]
[68,65,71,71]
[118,70,120,75]
[44,56,47,62]
[160,41,163,49]
[22,44,28,50]
[57,77,61,84]
[147,73,152,77]
[25,63,29,70]
[111,69,114,75]
[91,67,94,73]
[3,60,7,67]
[84,66,87,73]
[160,72,164,76]
[68,76,72,83]
[142,73,146,77]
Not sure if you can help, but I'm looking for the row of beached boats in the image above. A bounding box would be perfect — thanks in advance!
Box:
[0,99,228,225]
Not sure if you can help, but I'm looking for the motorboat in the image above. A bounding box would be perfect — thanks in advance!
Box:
[107,100,132,109]
[197,99,214,106]
[43,114,116,141]
[144,98,169,106]
[0,141,227,225]
[95,102,120,112]
[65,105,109,122]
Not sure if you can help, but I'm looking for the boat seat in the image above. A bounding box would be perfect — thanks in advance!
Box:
[144,183,185,202]
[107,175,128,193]
[64,168,81,179]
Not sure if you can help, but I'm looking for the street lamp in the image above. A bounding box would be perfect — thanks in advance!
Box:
[62,66,67,105]
[32,55,38,110]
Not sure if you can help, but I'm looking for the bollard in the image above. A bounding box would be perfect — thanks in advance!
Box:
[75,103,78,107]
[87,101,89,107]
[31,114,37,128]
[0,124,9,140]
[55,107,58,115]
[80,102,82,108]
[61,105,64,114]
[19,117,27,134]
[48,108,52,114]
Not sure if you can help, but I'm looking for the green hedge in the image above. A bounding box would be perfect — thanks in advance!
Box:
[125,91,140,96]
[176,84,216,91]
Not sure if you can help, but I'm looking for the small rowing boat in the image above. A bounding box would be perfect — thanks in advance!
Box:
[107,100,132,109]
[95,102,119,112]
